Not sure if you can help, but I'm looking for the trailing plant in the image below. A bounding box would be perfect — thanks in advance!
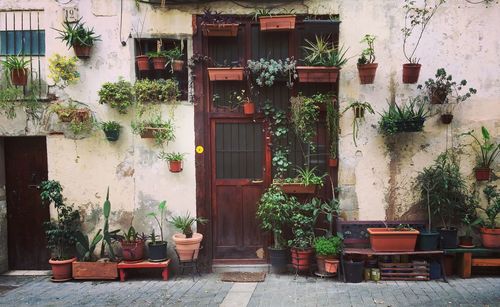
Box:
[402,0,446,64]
[131,115,175,147]
[290,93,323,151]
[314,236,342,257]
[326,96,339,160]
[54,18,101,48]
[40,180,80,260]
[48,54,79,88]
[480,185,500,229]
[357,34,376,65]
[378,97,429,135]
[302,35,349,68]
[101,121,121,133]
[461,126,499,169]
[256,185,297,249]
[158,151,185,162]
[147,201,167,242]
[69,116,96,135]
[342,100,374,147]
[169,213,208,238]
[272,147,292,179]
[263,103,291,178]
[50,101,96,135]
[246,58,297,88]
[134,78,179,105]
[98,78,134,114]
[418,68,477,105]
[75,229,103,262]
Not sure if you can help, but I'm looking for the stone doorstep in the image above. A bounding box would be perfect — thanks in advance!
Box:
[212,264,270,273]
[2,270,51,276]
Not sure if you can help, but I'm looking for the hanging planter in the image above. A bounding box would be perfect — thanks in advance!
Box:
[475,168,491,181]
[296,66,339,83]
[11,68,28,86]
[168,160,183,173]
[402,63,421,84]
[357,63,378,84]
[140,127,160,138]
[243,101,255,115]
[430,89,448,104]
[440,114,453,124]
[73,44,92,58]
[202,23,239,37]
[159,152,185,173]
[136,55,150,71]
[152,57,167,70]
[259,15,296,31]
[172,60,185,72]
[207,67,244,81]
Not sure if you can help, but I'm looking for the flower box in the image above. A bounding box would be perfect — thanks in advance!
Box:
[139,127,166,139]
[296,66,339,83]
[367,228,420,252]
[202,23,239,37]
[259,15,296,31]
[72,261,118,280]
[277,183,317,194]
[207,67,244,81]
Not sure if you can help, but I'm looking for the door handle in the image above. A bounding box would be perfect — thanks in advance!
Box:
[251,180,264,184]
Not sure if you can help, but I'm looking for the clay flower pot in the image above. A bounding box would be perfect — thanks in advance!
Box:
[367,228,420,252]
[475,168,491,181]
[172,60,185,72]
[49,257,77,281]
[152,57,167,70]
[172,233,203,261]
[10,68,28,86]
[243,102,255,115]
[73,44,92,58]
[458,236,474,248]
[324,258,340,274]
[168,160,183,173]
[121,240,145,262]
[290,247,313,271]
[202,23,239,37]
[259,15,296,31]
[440,114,453,124]
[296,66,339,83]
[402,63,421,84]
[136,55,150,72]
[328,158,338,167]
[357,63,378,84]
[207,67,244,81]
[480,227,500,248]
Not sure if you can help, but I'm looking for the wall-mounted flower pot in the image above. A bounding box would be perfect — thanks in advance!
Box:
[49,257,76,281]
[259,15,296,31]
[438,228,458,249]
[72,261,118,280]
[121,240,145,262]
[430,90,447,104]
[278,183,317,194]
[402,63,421,84]
[152,57,167,70]
[328,158,338,167]
[296,66,339,83]
[243,102,255,115]
[440,114,453,124]
[148,242,168,262]
[357,63,378,84]
[172,60,185,72]
[268,247,288,274]
[480,227,500,248]
[354,106,365,119]
[207,67,244,81]
[140,128,162,139]
[73,44,92,58]
[367,228,420,252]
[474,168,491,181]
[10,68,28,86]
[168,160,183,173]
[104,130,120,142]
[202,23,239,37]
[172,233,203,261]
[417,231,439,251]
[136,55,150,72]
[290,247,313,271]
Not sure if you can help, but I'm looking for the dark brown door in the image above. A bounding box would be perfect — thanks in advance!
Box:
[211,120,268,260]
[5,137,49,269]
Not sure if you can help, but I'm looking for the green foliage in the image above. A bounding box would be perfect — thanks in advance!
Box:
[358,34,376,65]
[263,103,291,178]
[246,58,297,88]
[378,97,428,135]
[169,212,208,238]
[1,54,30,71]
[75,229,103,262]
[40,180,80,260]
[256,185,297,249]
[98,78,134,114]
[48,54,80,88]
[288,199,319,249]
[131,115,175,147]
[312,197,340,237]
[326,97,339,159]
[147,201,167,242]
[158,151,185,162]
[0,86,22,119]
[133,79,180,110]
[290,94,322,151]
[121,226,140,243]
[418,68,477,104]
[69,116,96,135]
[165,46,184,61]
[295,166,326,186]
[461,126,500,169]
[342,100,374,147]
[101,121,121,133]
[314,236,342,257]
[99,187,120,260]
[302,35,349,67]
[480,185,500,229]
[54,18,101,48]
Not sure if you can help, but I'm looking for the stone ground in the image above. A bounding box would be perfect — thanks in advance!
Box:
[0,273,499,307]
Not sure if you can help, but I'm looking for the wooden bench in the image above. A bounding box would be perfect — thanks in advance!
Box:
[444,248,500,278]
[337,220,446,282]
[117,259,170,282]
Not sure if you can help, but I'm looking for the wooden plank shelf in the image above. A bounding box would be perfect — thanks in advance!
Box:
[379,261,429,281]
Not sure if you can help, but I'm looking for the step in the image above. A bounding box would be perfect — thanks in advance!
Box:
[212,264,270,273]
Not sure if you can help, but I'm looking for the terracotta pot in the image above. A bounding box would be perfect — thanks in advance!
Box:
[328,158,338,167]
[140,128,164,139]
[202,23,239,37]
[430,89,448,104]
[475,168,491,181]
[278,183,317,194]
[152,57,167,70]
[121,240,145,262]
[480,227,500,248]
[367,228,420,252]
[136,55,150,71]
[72,261,118,280]
[296,66,339,83]
[172,60,184,72]
[440,114,453,124]
[168,160,183,173]
[73,44,92,58]
[402,63,421,84]
[207,67,244,81]
[458,236,474,247]
[172,233,203,261]
[324,259,339,274]
[357,63,378,84]
[243,102,255,115]
[11,68,28,86]
[259,15,296,31]
[291,247,313,271]
[49,257,76,281]
[354,106,364,119]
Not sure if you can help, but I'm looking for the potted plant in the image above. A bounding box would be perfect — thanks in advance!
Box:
[54,18,101,58]
[326,97,340,167]
[120,225,145,262]
[256,185,296,273]
[40,180,80,281]
[101,121,121,142]
[98,78,134,114]
[357,34,378,84]
[290,93,325,152]
[378,97,429,135]
[314,236,342,275]
[158,151,185,173]
[478,185,500,248]
[274,167,326,195]
[201,8,239,37]
[367,224,420,252]
[236,89,255,115]
[169,213,208,261]
[247,58,297,88]
[255,8,296,32]
[401,0,445,83]
[459,213,480,248]
[297,35,349,83]
[165,45,185,72]
[48,54,80,89]
[134,78,180,110]
[342,100,374,147]
[288,199,317,271]
[136,54,150,71]
[208,60,245,81]
[131,115,175,147]
[461,126,499,181]
[1,55,31,86]
[147,50,168,70]
[147,201,168,262]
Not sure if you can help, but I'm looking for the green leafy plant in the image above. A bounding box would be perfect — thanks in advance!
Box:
[418,68,477,105]
[98,78,134,114]
[101,121,121,133]
[212,89,251,112]
[131,115,176,147]
[147,201,167,242]
[48,54,79,88]
[246,58,297,88]
[121,226,141,243]
[158,151,185,162]
[1,54,31,71]
[54,18,101,48]
[288,199,319,249]
[342,100,374,147]
[75,229,103,262]
[0,86,22,119]
[461,126,500,169]
[290,94,322,151]
[357,34,376,65]
[302,35,349,68]
[462,213,481,237]
[314,236,342,257]
[169,213,208,238]
[479,185,500,229]
[263,103,291,178]
[378,97,429,135]
[394,224,415,231]
[165,46,183,61]
[295,166,326,186]
[99,188,120,260]
[40,180,80,260]
[326,97,339,160]
[133,79,179,115]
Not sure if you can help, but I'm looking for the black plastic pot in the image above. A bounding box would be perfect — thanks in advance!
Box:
[344,260,364,283]
[417,231,440,251]
[148,242,167,262]
[104,130,120,142]
[438,228,458,249]
[268,247,288,273]
[429,261,442,280]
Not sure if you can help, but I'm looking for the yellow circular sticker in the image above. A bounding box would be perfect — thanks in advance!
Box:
[196,146,204,154]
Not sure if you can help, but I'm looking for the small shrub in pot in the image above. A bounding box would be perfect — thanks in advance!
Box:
[147,201,168,262]
[101,121,121,142]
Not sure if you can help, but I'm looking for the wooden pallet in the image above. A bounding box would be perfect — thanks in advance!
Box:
[379,262,429,281]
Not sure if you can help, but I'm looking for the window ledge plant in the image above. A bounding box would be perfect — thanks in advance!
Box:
[247,58,297,88]
[2,54,31,86]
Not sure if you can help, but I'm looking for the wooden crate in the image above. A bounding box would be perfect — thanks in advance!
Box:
[72,261,118,280]
[379,262,429,281]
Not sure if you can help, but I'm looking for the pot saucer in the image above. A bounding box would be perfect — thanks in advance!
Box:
[458,244,475,248]
[50,277,72,282]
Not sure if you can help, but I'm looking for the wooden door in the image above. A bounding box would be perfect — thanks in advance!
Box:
[5,137,49,269]
[211,120,268,260]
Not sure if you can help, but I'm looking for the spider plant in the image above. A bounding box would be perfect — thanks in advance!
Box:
[302,35,349,68]
[342,100,374,147]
